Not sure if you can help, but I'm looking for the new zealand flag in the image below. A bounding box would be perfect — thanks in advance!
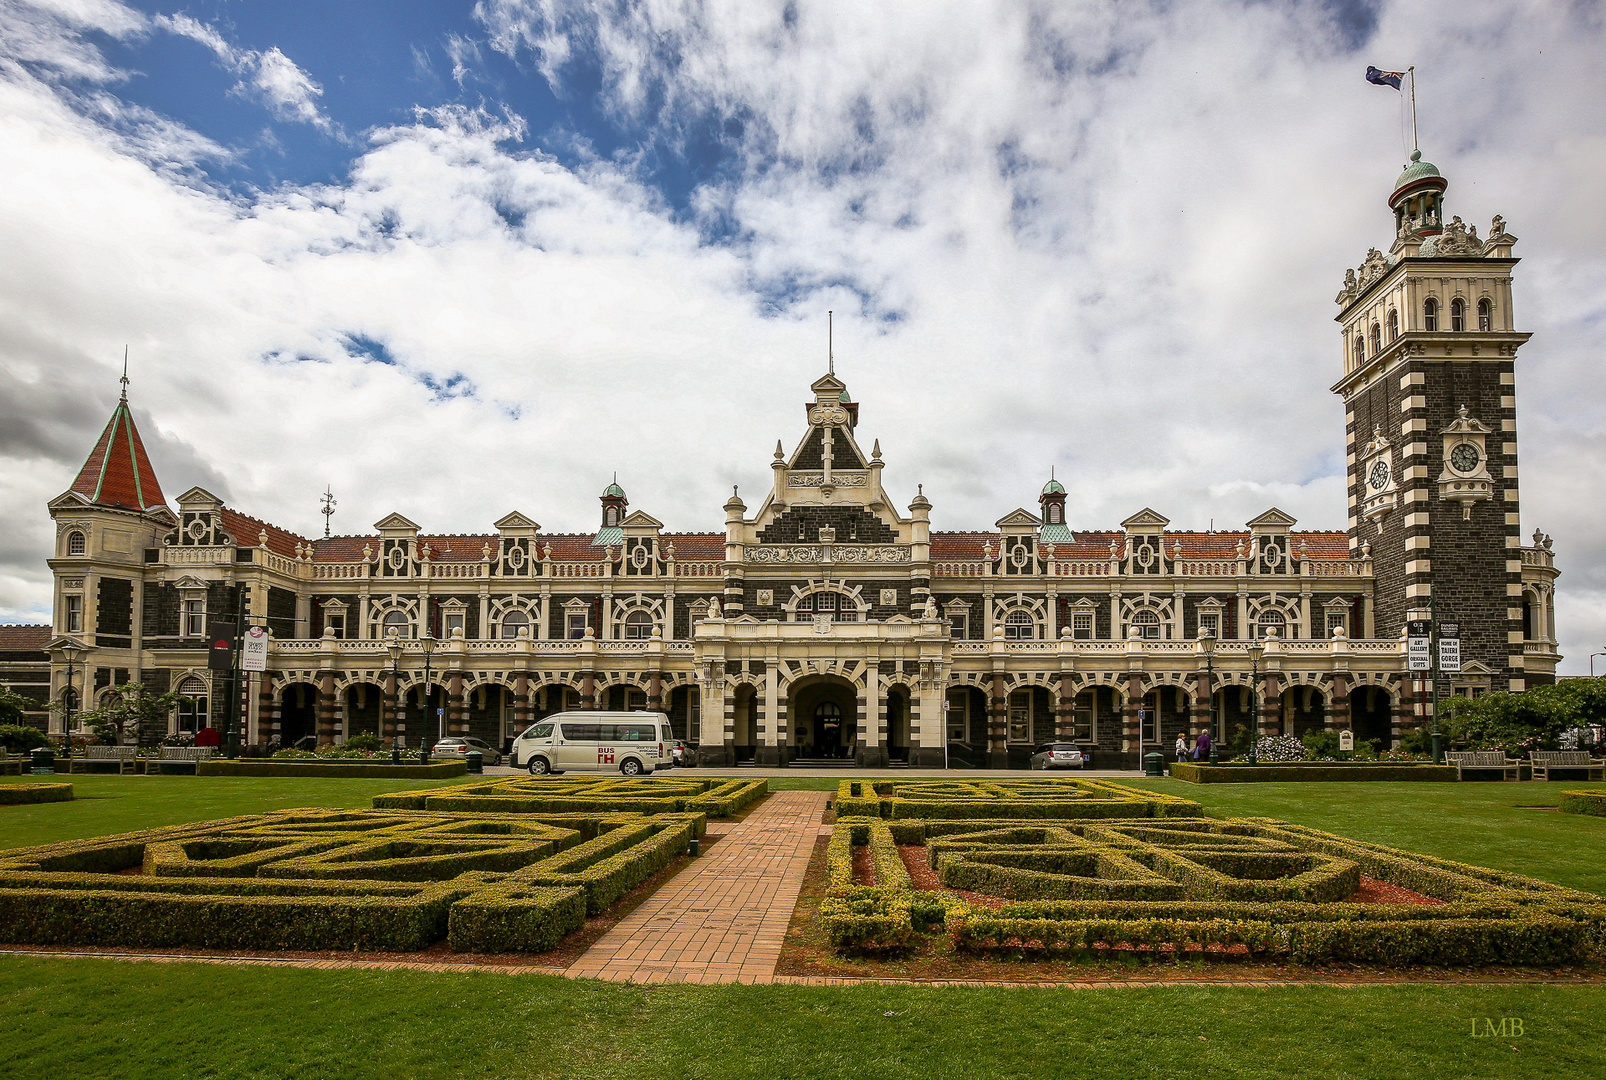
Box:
[1366,66,1404,90]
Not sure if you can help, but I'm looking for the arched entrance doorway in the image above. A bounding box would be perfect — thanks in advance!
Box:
[1351,686,1392,747]
[278,683,317,749]
[886,685,910,763]
[789,675,858,762]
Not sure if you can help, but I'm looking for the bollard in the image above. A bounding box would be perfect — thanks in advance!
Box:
[687,839,700,857]
[30,747,56,775]
[391,748,401,765]
[419,748,430,766]
[1143,752,1164,778]
[465,750,483,774]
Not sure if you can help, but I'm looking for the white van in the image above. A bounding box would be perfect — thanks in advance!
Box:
[511,711,673,776]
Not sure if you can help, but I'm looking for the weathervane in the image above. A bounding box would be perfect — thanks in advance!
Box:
[120,345,129,400]
[827,310,834,376]
[320,485,336,538]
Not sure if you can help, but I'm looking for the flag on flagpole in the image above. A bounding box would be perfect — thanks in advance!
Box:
[1366,66,1405,89]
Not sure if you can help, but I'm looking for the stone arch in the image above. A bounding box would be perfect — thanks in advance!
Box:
[275,679,320,747]
[788,672,859,760]
[340,679,387,739]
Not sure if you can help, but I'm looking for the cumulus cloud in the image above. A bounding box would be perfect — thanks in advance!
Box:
[0,0,1604,673]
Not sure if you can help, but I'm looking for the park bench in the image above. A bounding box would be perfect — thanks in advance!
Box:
[0,751,23,776]
[72,746,138,775]
[1529,750,1605,782]
[153,746,219,774]
[1444,750,1520,781]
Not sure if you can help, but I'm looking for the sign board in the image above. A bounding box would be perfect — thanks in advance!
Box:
[1406,635,1432,671]
[1339,729,1354,752]
[1439,622,1460,638]
[1439,637,1462,674]
[207,623,237,671]
[1406,619,1432,637]
[241,626,269,673]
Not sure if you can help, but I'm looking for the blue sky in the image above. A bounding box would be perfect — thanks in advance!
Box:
[2,0,1605,670]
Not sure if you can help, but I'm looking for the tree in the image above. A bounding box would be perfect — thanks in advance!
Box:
[1439,681,1606,755]
[74,684,188,746]
[0,685,31,725]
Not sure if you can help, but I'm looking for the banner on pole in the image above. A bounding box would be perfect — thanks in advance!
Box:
[207,623,237,671]
[241,625,269,673]
[1406,618,1432,671]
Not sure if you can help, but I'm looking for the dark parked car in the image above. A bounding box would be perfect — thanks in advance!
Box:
[430,736,504,766]
[1029,743,1087,770]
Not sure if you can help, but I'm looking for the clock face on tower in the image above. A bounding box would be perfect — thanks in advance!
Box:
[1449,442,1481,473]
[1368,459,1391,491]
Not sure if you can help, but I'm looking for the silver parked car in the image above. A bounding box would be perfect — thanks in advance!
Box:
[1029,743,1087,770]
[430,736,504,766]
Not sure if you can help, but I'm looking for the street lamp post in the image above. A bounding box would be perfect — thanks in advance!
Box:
[1198,629,1217,766]
[1246,639,1265,766]
[1590,649,1606,678]
[58,639,84,749]
[420,633,437,764]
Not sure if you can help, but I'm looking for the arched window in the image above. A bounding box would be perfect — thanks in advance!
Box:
[1370,323,1382,353]
[176,677,208,734]
[1130,610,1162,640]
[1002,610,1037,640]
[1450,297,1465,331]
[1423,297,1438,331]
[1352,336,1365,368]
[605,507,619,527]
[382,610,413,639]
[798,590,853,622]
[1521,594,1535,640]
[499,610,529,639]
[1477,297,1492,331]
[1047,504,1062,524]
[67,531,86,556]
[622,609,654,639]
[1387,309,1399,340]
[1255,609,1287,639]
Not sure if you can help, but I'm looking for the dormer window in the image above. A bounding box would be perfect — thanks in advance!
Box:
[1423,297,1438,331]
[67,531,86,556]
[1387,309,1399,340]
[1477,298,1492,331]
[1450,297,1465,331]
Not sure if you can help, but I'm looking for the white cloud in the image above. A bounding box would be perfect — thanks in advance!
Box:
[1,0,1605,674]
[157,12,333,132]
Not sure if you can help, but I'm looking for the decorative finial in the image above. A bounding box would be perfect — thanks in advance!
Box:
[774,440,784,461]
[120,346,129,401]
[1457,404,1468,420]
[871,438,882,462]
[917,484,922,495]
[320,485,336,538]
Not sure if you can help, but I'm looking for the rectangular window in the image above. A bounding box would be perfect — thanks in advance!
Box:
[948,611,968,639]
[1072,611,1093,640]
[566,612,588,639]
[946,691,968,743]
[1072,705,1094,742]
[183,599,205,637]
[560,722,603,741]
[325,611,345,638]
[1326,613,1347,638]
[444,612,465,637]
[65,594,83,633]
[611,722,657,741]
[1008,691,1031,743]
[627,690,647,710]
[1198,612,1220,639]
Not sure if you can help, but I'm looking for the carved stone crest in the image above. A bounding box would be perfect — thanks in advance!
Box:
[809,405,850,427]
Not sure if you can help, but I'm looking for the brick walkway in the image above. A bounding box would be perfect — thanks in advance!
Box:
[565,788,829,984]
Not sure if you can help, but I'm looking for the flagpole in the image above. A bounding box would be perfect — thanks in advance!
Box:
[1408,66,1418,150]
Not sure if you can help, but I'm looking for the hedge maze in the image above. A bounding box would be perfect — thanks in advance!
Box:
[375,776,768,817]
[0,808,702,954]
[834,777,1204,820]
[823,782,1606,967]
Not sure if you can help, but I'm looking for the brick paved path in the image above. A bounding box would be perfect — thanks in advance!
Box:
[565,788,829,984]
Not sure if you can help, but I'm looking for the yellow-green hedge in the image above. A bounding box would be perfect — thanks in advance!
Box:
[0,782,73,804]
[1559,790,1606,817]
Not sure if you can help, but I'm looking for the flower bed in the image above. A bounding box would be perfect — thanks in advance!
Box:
[1169,762,1458,783]
[197,760,467,778]
[0,807,701,954]
[1559,790,1606,817]
[0,782,73,805]
[817,813,1606,966]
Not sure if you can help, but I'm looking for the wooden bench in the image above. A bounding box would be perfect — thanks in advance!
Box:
[72,746,138,775]
[1529,750,1605,782]
[1444,750,1521,781]
[153,746,219,774]
[0,751,24,776]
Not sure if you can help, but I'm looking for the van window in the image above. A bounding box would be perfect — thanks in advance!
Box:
[613,723,656,742]
[523,723,554,740]
[560,722,604,741]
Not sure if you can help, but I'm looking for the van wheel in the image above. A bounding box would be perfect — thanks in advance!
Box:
[527,757,551,776]
[620,758,642,776]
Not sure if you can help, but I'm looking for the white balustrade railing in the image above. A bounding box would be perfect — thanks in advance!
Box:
[932,561,986,577]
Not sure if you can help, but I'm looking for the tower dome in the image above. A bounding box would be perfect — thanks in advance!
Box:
[1389,150,1448,239]
[1041,478,1066,496]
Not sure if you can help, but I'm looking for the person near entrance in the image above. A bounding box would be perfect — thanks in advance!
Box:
[1174,731,1188,763]
[1194,728,1211,760]
[822,714,841,757]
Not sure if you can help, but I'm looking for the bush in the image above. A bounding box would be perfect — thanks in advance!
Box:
[1300,730,1340,759]
[343,734,384,752]
[1169,762,1457,783]
[197,761,466,778]
[1254,735,1308,762]
[0,725,50,753]
[0,783,73,805]
[1559,790,1606,817]
[447,885,587,953]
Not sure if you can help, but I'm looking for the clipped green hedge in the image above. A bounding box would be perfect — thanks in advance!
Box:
[1169,762,1457,783]
[0,783,73,805]
[446,885,587,953]
[1559,790,1606,817]
[835,778,1203,820]
[514,817,697,912]
[198,761,467,778]
[374,777,765,818]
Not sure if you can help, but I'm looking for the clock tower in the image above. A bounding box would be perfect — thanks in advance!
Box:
[1332,151,1533,690]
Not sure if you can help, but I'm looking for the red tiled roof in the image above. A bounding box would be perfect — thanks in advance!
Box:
[221,508,308,557]
[932,530,1353,560]
[663,533,725,560]
[68,398,167,512]
[0,624,52,650]
[418,536,498,563]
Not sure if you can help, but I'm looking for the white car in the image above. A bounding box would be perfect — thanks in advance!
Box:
[430,736,504,766]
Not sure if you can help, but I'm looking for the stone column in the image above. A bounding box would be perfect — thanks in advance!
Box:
[648,671,662,713]
[383,667,398,746]
[1261,672,1281,739]
[513,672,530,735]
[988,672,1008,769]
[761,665,781,767]
[317,670,336,746]
[1124,673,1143,770]
[1056,675,1075,741]
[1194,669,1214,744]
[258,672,277,747]
[448,671,465,737]
[581,671,596,710]
[1328,672,1350,733]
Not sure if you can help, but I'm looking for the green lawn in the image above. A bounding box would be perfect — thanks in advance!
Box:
[0,774,480,849]
[3,956,1601,1080]
[1123,778,1606,895]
